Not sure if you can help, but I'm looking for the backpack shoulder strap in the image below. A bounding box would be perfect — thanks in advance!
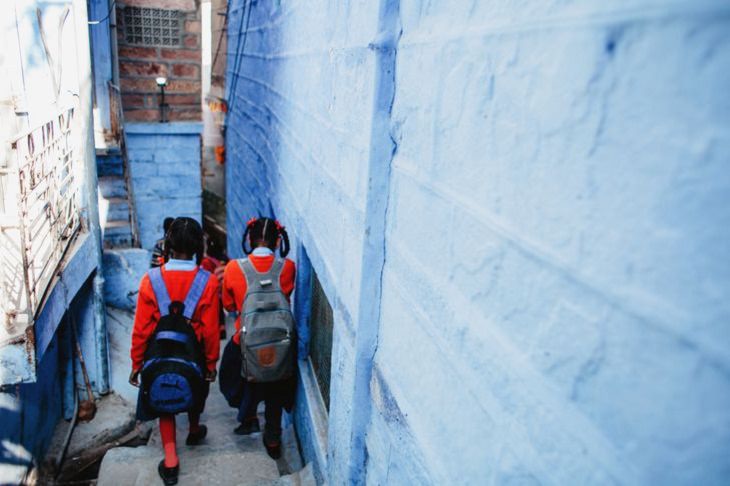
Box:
[262,258,285,291]
[237,258,254,287]
[237,257,284,290]
[182,269,212,320]
[148,267,172,316]
[269,258,285,282]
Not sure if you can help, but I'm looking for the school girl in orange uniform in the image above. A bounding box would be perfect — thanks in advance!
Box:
[221,217,296,459]
[129,217,220,485]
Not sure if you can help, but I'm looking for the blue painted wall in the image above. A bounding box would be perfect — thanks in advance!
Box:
[0,1,108,480]
[88,0,113,133]
[0,276,101,482]
[225,0,730,484]
[0,327,63,481]
[126,122,203,251]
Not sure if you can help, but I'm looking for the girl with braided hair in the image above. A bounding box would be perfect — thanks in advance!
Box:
[130,217,220,484]
[219,217,296,459]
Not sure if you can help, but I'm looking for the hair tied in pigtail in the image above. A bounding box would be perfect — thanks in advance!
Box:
[278,224,291,258]
[261,219,269,241]
[241,217,255,255]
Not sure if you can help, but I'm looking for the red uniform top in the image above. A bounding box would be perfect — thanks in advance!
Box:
[200,256,221,273]
[131,265,221,372]
[222,252,296,345]
[200,255,225,288]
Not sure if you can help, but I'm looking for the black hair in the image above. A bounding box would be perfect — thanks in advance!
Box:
[242,217,290,257]
[205,233,228,262]
[163,217,175,234]
[165,217,204,264]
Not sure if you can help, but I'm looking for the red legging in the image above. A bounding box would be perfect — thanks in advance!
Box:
[159,413,201,468]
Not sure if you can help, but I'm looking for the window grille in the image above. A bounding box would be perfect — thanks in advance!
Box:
[10,107,81,316]
[123,7,183,47]
[309,270,334,411]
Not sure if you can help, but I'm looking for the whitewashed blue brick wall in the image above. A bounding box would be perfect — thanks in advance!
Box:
[225,1,730,484]
[126,123,204,250]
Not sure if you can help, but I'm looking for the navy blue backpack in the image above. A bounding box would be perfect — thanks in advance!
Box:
[141,267,211,415]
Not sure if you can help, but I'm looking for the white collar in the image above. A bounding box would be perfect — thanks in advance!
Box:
[252,247,274,256]
[165,258,197,271]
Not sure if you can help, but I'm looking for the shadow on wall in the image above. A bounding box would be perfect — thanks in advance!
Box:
[0,231,26,335]
[0,323,65,482]
[225,0,287,259]
[0,271,105,483]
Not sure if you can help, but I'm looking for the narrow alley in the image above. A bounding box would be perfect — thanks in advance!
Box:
[0,0,728,485]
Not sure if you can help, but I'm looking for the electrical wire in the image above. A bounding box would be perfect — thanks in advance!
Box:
[88,0,116,25]
[226,0,249,107]
[227,0,254,114]
[226,0,250,113]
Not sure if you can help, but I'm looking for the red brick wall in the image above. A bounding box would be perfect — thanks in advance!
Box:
[116,1,202,122]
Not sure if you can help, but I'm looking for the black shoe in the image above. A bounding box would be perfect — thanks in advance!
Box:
[234,418,260,435]
[263,435,282,460]
[185,424,207,446]
[158,459,179,485]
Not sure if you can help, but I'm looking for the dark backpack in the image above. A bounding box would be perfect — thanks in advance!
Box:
[141,267,211,414]
[238,258,296,382]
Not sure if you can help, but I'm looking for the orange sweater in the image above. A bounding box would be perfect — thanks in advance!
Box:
[131,266,221,372]
[222,254,296,345]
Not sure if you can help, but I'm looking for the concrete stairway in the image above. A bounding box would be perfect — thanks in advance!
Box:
[98,309,316,486]
[97,147,136,248]
[96,388,315,485]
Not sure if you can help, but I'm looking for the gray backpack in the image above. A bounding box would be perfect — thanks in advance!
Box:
[237,257,295,382]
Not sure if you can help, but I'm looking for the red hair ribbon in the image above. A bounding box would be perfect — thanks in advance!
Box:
[246,217,257,228]
[274,220,285,232]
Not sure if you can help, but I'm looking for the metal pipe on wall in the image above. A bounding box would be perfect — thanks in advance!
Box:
[109,0,120,87]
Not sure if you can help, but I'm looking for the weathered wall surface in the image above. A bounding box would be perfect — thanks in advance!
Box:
[225,2,380,479]
[0,330,64,482]
[375,1,730,484]
[126,122,203,251]
[0,281,104,483]
[0,1,108,481]
[0,273,102,482]
[225,0,730,484]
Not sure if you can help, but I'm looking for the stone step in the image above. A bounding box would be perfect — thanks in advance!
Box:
[104,220,132,234]
[104,236,134,249]
[95,145,122,157]
[98,176,128,199]
[103,220,134,248]
[105,196,129,206]
[104,235,134,249]
[106,198,131,222]
[98,445,281,486]
[97,153,124,177]
[274,464,316,486]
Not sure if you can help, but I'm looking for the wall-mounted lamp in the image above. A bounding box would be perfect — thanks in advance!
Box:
[156,76,168,123]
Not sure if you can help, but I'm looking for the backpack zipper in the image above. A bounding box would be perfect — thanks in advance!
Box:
[247,337,291,349]
[242,307,293,317]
